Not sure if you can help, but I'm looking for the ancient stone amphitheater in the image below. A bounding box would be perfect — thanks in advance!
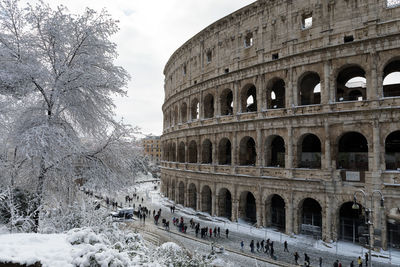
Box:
[161,0,400,249]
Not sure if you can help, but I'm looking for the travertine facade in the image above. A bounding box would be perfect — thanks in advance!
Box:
[161,0,400,249]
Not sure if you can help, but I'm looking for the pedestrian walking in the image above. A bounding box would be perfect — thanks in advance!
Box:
[284,240,289,252]
[364,253,368,267]
[338,261,342,267]
[294,252,299,264]
[334,260,339,267]
[217,227,220,237]
[240,240,244,251]
[225,228,229,238]
[350,260,354,267]
[250,240,255,253]
[358,256,362,267]
[141,197,143,203]
[265,241,270,254]
[261,240,265,252]
[270,246,275,259]
[319,257,322,267]
[143,213,146,224]
[304,253,310,267]
[256,241,260,252]
[214,227,217,237]
[195,227,199,237]
[209,227,212,237]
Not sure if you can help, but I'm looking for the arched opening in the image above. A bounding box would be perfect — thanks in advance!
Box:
[218,188,232,220]
[265,135,285,167]
[220,89,233,116]
[201,139,212,164]
[178,181,185,205]
[178,142,185,163]
[191,98,199,120]
[239,136,256,166]
[383,60,400,97]
[337,132,368,171]
[298,134,321,168]
[299,72,321,105]
[267,78,285,109]
[385,131,400,170]
[201,185,212,215]
[300,198,322,238]
[241,84,257,112]
[339,202,364,243]
[181,102,188,123]
[188,183,197,210]
[188,140,197,163]
[173,106,178,125]
[218,138,232,165]
[336,66,366,102]
[204,93,214,119]
[239,191,257,224]
[269,194,286,231]
[169,143,176,162]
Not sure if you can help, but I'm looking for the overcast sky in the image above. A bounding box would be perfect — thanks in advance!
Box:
[40,0,255,136]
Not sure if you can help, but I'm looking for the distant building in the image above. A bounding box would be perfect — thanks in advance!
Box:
[142,136,161,163]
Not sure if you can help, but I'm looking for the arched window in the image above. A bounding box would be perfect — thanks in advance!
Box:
[173,106,178,125]
[241,84,257,112]
[188,140,197,163]
[239,191,256,223]
[265,135,285,167]
[218,138,231,165]
[201,139,212,164]
[239,136,256,165]
[383,60,400,97]
[299,72,321,105]
[385,131,400,170]
[178,142,185,163]
[220,89,233,115]
[298,134,321,168]
[203,94,214,119]
[300,198,322,238]
[267,78,285,109]
[181,102,187,123]
[336,66,366,102]
[191,98,199,120]
[337,132,368,171]
[170,142,177,162]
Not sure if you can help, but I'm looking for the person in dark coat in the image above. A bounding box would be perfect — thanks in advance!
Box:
[225,228,229,238]
[250,240,255,253]
[294,252,299,264]
[284,240,289,252]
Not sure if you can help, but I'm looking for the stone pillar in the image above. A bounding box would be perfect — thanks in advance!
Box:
[324,120,332,169]
[185,137,189,163]
[322,60,331,104]
[197,136,201,163]
[257,129,263,167]
[286,200,294,235]
[291,69,298,106]
[324,195,333,241]
[199,91,204,119]
[286,68,294,107]
[257,74,264,113]
[212,135,217,165]
[183,182,188,207]
[286,126,293,169]
[233,81,240,114]
[212,183,217,216]
[373,120,381,172]
[232,133,238,166]
[257,201,263,227]
[232,199,239,222]
[370,52,380,100]
[196,182,201,211]
[215,87,221,116]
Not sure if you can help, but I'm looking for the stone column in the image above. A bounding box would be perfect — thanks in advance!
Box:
[212,183,217,216]
[257,74,264,113]
[183,182,188,207]
[257,129,263,167]
[232,133,238,166]
[286,68,294,107]
[196,181,201,211]
[373,120,381,172]
[370,52,380,100]
[212,135,217,165]
[324,195,333,241]
[199,91,204,119]
[215,87,220,116]
[185,137,189,163]
[286,200,294,235]
[257,201,263,227]
[233,81,240,114]
[232,199,239,222]
[324,120,332,169]
[197,136,201,163]
[262,202,267,227]
[323,60,331,104]
[286,126,293,169]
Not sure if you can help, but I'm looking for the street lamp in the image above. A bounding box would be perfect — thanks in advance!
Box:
[352,189,385,267]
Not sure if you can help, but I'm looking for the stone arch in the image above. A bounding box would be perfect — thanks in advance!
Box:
[338,202,364,243]
[239,190,257,223]
[265,135,285,167]
[298,72,321,105]
[240,84,257,112]
[265,194,286,231]
[188,140,198,163]
[191,98,199,120]
[188,183,197,210]
[266,77,285,109]
[173,106,178,125]
[178,141,185,163]
[220,88,233,115]
[297,133,321,168]
[177,181,185,205]
[336,65,366,102]
[239,136,256,165]
[218,138,232,165]
[385,130,400,170]
[383,59,400,97]
[218,188,232,220]
[170,142,176,162]
[201,185,212,214]
[337,131,368,171]
[298,197,322,238]
[204,93,214,118]
[181,102,188,123]
[201,139,213,164]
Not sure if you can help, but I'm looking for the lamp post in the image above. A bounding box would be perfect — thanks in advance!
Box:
[352,189,385,267]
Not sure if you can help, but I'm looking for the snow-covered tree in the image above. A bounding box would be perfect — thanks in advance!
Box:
[0,0,145,232]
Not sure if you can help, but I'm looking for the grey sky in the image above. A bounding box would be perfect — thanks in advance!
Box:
[43,0,255,136]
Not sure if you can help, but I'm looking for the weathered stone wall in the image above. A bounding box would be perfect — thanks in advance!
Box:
[161,0,400,249]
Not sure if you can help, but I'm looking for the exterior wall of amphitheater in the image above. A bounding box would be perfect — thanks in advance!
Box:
[161,0,400,248]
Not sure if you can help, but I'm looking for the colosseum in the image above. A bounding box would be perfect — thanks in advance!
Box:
[161,0,400,249]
